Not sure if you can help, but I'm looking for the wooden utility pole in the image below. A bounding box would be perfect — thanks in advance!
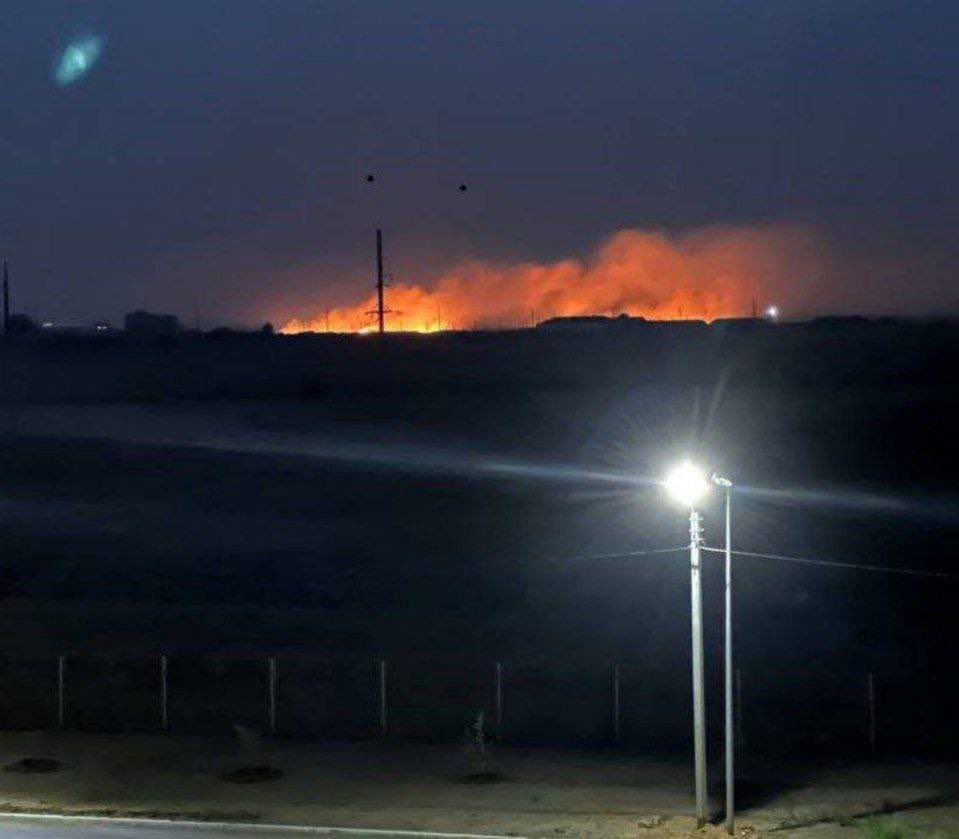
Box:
[376,229,385,334]
[3,260,9,336]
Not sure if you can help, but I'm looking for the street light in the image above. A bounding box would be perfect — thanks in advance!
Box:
[663,461,709,828]
[712,473,734,836]
[664,461,710,508]
[663,462,736,834]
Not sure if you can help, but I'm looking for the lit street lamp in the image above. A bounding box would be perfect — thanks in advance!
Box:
[663,462,710,828]
[663,462,735,833]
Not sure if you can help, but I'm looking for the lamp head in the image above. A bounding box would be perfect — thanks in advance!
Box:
[664,461,710,508]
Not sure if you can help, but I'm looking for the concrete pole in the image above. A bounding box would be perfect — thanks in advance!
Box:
[724,488,734,835]
[689,509,708,828]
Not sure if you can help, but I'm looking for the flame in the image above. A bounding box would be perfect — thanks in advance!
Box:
[280,225,821,334]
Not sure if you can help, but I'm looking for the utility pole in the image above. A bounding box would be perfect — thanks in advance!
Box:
[376,228,385,334]
[3,260,9,336]
[689,508,708,828]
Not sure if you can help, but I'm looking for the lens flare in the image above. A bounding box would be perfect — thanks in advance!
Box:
[53,36,104,87]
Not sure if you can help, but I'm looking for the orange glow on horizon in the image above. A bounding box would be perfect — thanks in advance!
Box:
[280,226,820,334]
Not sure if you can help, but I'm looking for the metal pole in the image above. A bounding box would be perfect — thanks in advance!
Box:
[735,666,743,756]
[268,656,278,736]
[57,655,66,729]
[378,658,388,737]
[724,487,734,835]
[612,663,621,744]
[494,661,503,740]
[689,509,708,828]
[159,654,169,731]
[867,671,877,755]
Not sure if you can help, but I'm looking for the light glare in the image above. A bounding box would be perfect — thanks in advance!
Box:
[664,461,710,507]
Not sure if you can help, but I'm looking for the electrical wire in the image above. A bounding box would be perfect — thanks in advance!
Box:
[547,546,687,565]
[545,544,959,581]
[701,546,959,581]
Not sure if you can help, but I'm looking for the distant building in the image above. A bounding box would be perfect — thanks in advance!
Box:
[5,313,37,336]
[36,320,117,336]
[124,310,180,338]
[710,317,766,331]
[537,314,644,332]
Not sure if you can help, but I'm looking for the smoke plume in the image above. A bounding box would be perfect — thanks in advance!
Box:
[281,225,825,333]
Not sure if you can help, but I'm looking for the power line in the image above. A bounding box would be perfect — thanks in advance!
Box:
[546,546,687,565]
[547,544,959,581]
[702,546,959,581]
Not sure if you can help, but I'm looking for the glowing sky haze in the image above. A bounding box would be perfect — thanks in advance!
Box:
[4,2,959,325]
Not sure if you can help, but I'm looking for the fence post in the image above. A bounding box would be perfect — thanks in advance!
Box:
[56,655,66,729]
[378,658,388,737]
[494,661,503,740]
[867,671,877,755]
[159,655,169,731]
[268,656,277,736]
[612,663,621,744]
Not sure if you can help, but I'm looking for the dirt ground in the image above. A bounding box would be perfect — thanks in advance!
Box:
[0,732,956,838]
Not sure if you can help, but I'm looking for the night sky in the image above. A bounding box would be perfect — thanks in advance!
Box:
[4,1,959,326]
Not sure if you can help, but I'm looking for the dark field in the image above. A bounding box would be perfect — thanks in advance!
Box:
[0,320,957,757]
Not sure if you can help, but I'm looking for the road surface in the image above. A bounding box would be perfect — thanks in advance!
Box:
[0,817,516,839]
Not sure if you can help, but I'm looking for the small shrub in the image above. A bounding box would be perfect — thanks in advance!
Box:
[3,757,61,774]
[219,765,283,784]
[859,816,914,839]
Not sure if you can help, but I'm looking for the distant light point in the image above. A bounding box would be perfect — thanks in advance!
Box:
[53,35,104,87]
[765,305,780,321]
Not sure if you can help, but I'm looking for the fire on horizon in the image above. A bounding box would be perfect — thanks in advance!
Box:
[280,224,822,334]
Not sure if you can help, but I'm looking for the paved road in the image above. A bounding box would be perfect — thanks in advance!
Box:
[0,821,276,839]
[0,817,514,839]
[0,821,295,839]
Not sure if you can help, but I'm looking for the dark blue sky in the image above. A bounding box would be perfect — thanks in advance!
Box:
[4,1,958,325]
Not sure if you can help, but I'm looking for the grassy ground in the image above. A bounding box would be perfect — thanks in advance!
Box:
[1,397,959,758]
[0,732,957,838]
[786,810,959,839]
